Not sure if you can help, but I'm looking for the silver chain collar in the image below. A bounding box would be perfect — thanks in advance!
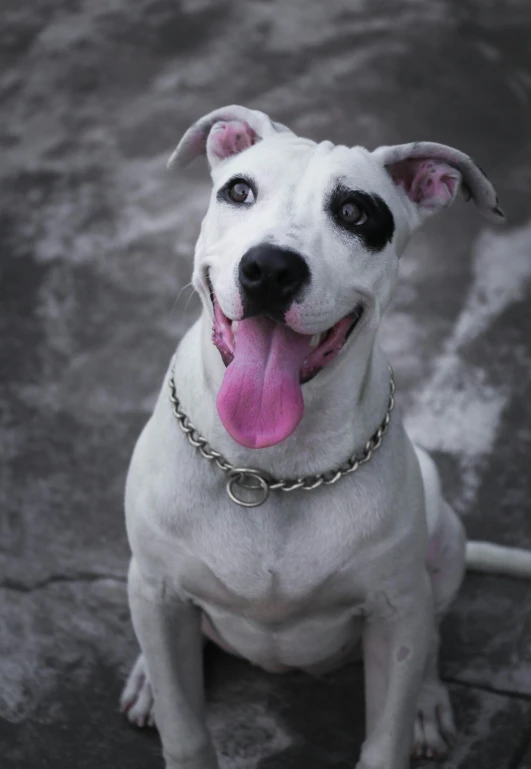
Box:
[169,361,395,508]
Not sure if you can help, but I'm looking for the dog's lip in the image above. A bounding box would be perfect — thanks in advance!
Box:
[206,273,216,308]
[207,276,365,383]
[299,305,365,384]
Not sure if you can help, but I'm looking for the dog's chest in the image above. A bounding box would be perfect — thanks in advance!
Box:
[172,488,377,622]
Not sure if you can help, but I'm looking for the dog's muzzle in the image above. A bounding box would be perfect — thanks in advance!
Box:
[209,273,365,449]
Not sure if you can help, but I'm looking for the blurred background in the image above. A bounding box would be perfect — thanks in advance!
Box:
[1,1,531,767]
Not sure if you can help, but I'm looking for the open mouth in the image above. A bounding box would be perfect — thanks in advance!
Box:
[210,287,364,384]
[207,276,364,450]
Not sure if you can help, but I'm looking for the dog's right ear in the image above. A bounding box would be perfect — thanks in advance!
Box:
[167,105,292,171]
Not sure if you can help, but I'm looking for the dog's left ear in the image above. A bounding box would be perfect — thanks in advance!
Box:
[167,105,292,171]
[372,142,505,225]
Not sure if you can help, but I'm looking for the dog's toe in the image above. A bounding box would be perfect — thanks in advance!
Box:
[125,676,156,728]
[412,680,456,760]
[120,654,156,729]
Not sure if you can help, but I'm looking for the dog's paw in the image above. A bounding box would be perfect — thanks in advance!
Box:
[412,679,456,760]
[120,654,156,728]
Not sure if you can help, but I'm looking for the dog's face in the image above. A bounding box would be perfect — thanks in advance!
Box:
[170,106,503,450]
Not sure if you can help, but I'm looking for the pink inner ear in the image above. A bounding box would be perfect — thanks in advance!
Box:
[207,120,257,161]
[390,158,461,211]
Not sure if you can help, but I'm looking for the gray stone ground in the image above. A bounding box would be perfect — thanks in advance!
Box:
[1,0,531,766]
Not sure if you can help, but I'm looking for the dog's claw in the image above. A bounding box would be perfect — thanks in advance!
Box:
[119,698,133,714]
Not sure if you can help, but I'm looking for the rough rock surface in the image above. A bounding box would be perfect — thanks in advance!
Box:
[1,0,531,766]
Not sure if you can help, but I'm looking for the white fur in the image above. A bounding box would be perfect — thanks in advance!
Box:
[121,106,531,769]
[466,542,531,578]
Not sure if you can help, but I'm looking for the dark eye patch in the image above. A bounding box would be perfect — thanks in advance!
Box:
[327,184,395,252]
[217,175,257,206]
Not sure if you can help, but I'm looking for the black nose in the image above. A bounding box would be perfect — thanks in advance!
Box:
[238,244,310,318]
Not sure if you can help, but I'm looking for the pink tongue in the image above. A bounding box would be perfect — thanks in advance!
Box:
[217,317,312,449]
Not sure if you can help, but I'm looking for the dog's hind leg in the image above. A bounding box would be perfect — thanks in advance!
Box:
[413,499,466,759]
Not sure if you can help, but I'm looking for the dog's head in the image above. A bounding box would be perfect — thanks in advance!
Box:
[169,105,503,450]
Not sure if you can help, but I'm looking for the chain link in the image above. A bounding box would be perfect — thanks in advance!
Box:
[168,360,395,507]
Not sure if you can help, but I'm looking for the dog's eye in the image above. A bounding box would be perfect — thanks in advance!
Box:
[228,180,254,204]
[338,201,367,225]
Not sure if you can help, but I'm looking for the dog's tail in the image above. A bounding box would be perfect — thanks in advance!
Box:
[466,541,531,579]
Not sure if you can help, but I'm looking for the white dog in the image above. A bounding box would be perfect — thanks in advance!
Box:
[120,106,531,769]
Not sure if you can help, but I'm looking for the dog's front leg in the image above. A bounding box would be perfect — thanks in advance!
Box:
[358,577,433,769]
[128,559,218,769]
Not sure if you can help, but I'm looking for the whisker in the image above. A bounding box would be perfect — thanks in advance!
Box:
[182,286,198,317]
[170,281,194,317]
